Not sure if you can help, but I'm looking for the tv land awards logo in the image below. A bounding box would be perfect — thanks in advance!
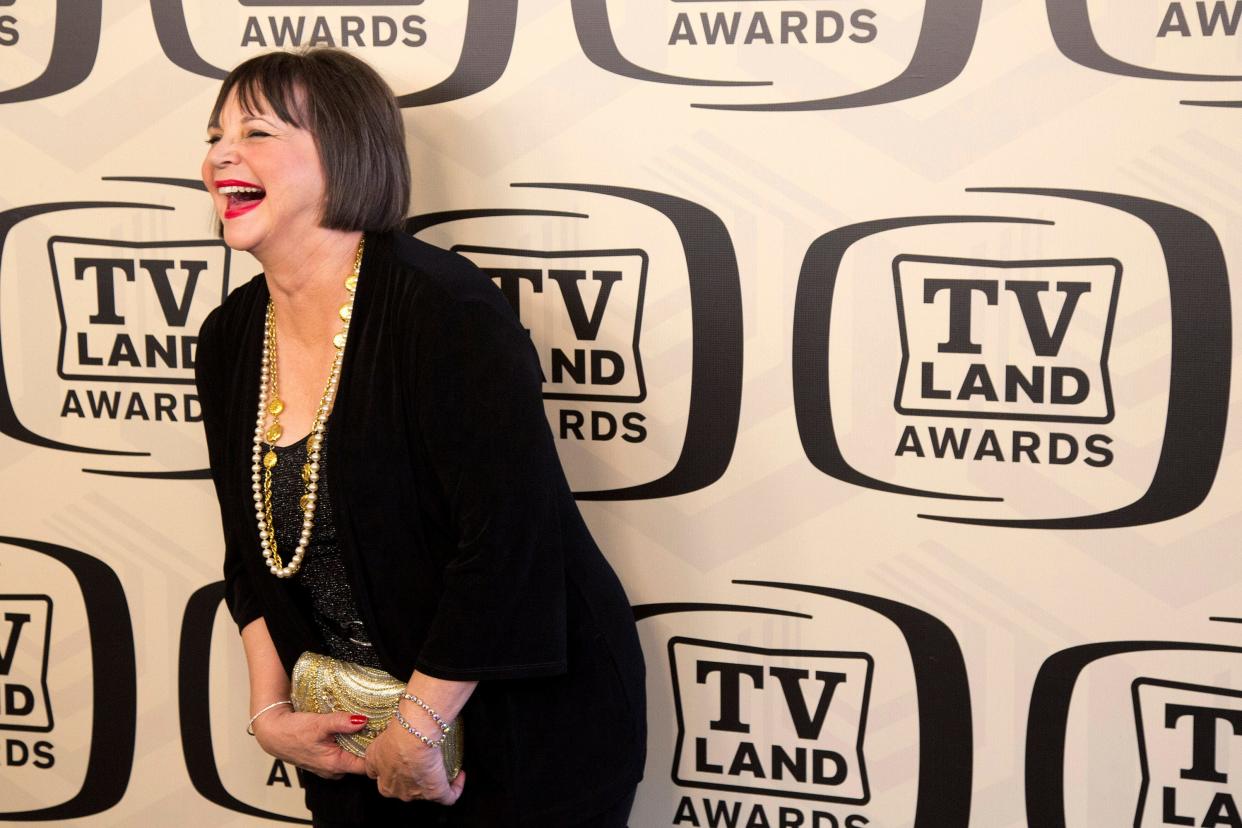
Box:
[0,537,135,821]
[1026,639,1242,828]
[635,581,972,828]
[571,0,980,110]
[0,177,227,477]
[1134,679,1242,827]
[1047,0,1242,106]
[151,0,518,107]
[792,187,1230,529]
[406,182,743,501]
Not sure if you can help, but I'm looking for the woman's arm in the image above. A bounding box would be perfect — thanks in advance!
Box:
[364,672,476,803]
[242,618,369,779]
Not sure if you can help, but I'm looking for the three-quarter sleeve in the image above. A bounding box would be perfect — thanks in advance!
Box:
[196,308,263,631]
[411,293,569,681]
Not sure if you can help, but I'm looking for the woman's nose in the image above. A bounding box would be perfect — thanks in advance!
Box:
[207,137,237,168]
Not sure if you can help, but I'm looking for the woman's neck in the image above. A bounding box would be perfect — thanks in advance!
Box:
[255,228,364,346]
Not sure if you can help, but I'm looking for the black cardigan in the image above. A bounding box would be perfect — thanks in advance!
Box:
[195,231,646,823]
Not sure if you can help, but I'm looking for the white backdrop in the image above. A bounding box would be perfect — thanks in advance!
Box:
[2,1,1241,826]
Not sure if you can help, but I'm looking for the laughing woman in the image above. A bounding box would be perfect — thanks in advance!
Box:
[194,49,646,827]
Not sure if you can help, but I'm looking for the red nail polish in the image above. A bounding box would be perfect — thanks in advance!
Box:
[350,714,367,725]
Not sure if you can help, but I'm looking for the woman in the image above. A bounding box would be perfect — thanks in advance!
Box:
[194,48,646,826]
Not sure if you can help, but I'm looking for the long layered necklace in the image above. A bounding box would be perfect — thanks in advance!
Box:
[251,237,364,579]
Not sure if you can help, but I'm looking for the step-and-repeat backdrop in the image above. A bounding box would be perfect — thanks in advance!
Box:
[3,1,1241,826]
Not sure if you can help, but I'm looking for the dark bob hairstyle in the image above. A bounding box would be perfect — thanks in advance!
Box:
[209,49,410,233]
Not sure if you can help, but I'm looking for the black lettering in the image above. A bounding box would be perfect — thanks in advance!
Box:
[622,412,647,443]
[267,758,293,787]
[308,15,335,47]
[1048,433,1078,464]
[702,12,743,45]
[974,430,1004,461]
[894,425,924,457]
[697,661,764,733]
[1050,367,1089,404]
[1005,365,1044,403]
[772,745,806,782]
[1199,1,1242,35]
[145,335,176,369]
[844,817,869,828]
[745,12,774,44]
[5,739,27,766]
[1012,431,1040,463]
[141,259,205,327]
[781,11,808,44]
[767,667,847,740]
[0,613,31,674]
[185,393,202,423]
[125,393,150,421]
[816,11,844,43]
[1158,3,1192,36]
[929,426,970,459]
[706,799,742,828]
[88,390,120,419]
[373,15,397,47]
[551,349,587,384]
[696,737,724,774]
[746,805,771,828]
[0,16,18,47]
[154,393,177,422]
[957,364,998,401]
[32,741,53,769]
[269,15,306,47]
[674,795,702,826]
[815,814,842,828]
[182,335,197,369]
[559,409,585,440]
[591,411,617,440]
[1005,281,1090,357]
[548,269,622,341]
[76,333,103,367]
[670,13,698,45]
[487,267,542,325]
[1164,702,1242,783]
[920,362,951,399]
[1084,434,1113,467]
[3,685,34,716]
[813,749,847,785]
[108,334,141,368]
[240,17,266,47]
[1203,792,1242,828]
[850,9,878,43]
[592,351,624,384]
[403,15,427,47]
[60,390,84,418]
[340,16,364,47]
[728,742,765,778]
[923,279,998,354]
[75,257,135,325]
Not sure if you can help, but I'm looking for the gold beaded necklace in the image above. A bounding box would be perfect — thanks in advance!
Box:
[251,237,364,579]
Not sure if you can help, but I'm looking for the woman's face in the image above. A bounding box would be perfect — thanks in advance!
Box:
[201,88,327,257]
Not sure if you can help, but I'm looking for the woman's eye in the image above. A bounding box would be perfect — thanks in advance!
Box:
[246,131,270,139]
[205,135,220,145]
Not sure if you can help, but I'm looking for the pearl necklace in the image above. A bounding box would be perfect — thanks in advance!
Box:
[251,237,364,579]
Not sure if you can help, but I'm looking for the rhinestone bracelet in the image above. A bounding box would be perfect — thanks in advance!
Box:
[393,707,444,749]
[401,693,453,734]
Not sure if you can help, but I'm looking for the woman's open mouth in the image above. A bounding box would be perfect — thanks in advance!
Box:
[217,180,266,219]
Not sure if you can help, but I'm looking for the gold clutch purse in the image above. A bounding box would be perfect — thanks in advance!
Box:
[290,651,463,779]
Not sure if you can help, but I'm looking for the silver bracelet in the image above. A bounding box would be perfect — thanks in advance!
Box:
[247,699,292,736]
[401,693,453,734]
[392,707,443,749]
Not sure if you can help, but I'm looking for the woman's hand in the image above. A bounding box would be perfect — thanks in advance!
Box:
[252,707,370,779]
[364,705,466,804]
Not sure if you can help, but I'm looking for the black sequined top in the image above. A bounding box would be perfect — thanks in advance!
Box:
[267,433,382,668]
